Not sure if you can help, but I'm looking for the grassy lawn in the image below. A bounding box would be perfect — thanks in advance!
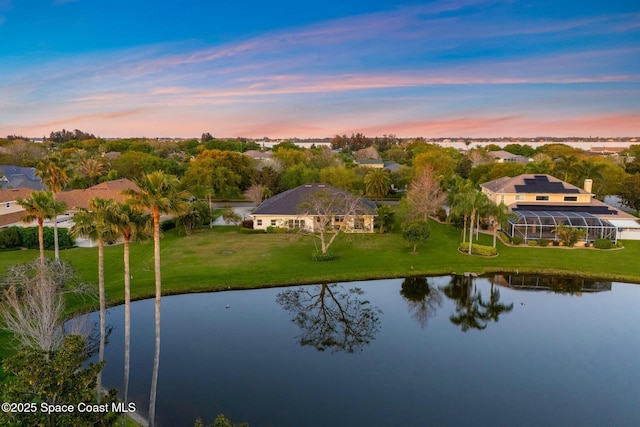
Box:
[1,220,639,317]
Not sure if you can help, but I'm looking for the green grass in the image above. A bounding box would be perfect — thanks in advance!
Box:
[2,221,639,317]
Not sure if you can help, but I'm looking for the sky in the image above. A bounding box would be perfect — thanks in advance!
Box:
[0,0,639,139]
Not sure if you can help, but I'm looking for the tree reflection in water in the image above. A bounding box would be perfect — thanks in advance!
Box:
[276,283,382,353]
[441,275,513,332]
[400,276,442,329]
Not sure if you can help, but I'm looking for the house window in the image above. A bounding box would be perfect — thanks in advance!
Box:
[5,202,10,208]
[535,195,549,201]
[287,219,305,229]
[270,219,276,226]
[515,194,524,201]
[564,196,578,202]
[257,219,262,226]
[500,195,505,203]
[353,217,365,230]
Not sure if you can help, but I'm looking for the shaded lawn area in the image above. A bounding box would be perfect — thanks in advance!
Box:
[0,221,639,315]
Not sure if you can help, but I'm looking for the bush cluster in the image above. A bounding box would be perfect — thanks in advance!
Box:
[527,240,537,246]
[241,220,254,229]
[458,242,497,256]
[266,226,290,234]
[160,219,176,231]
[312,252,338,262]
[0,226,75,251]
[510,236,524,245]
[594,238,614,249]
[238,228,263,234]
[538,238,550,247]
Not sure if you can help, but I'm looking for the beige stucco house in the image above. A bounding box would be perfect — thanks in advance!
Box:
[252,183,376,233]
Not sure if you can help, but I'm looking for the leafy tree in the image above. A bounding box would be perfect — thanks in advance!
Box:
[194,414,249,427]
[402,220,431,254]
[279,164,319,191]
[0,335,118,427]
[183,149,254,198]
[489,202,516,247]
[319,166,362,192]
[363,168,391,199]
[619,174,640,216]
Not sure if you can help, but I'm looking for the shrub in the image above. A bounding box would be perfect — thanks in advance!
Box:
[241,220,254,229]
[510,236,524,245]
[160,219,176,231]
[435,207,447,222]
[0,226,22,249]
[538,238,550,247]
[594,238,613,249]
[552,240,560,246]
[458,242,497,256]
[312,252,338,262]
[266,226,289,234]
[527,240,538,246]
[584,242,591,248]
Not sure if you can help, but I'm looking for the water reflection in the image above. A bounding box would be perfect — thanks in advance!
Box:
[441,275,514,332]
[494,274,612,294]
[399,276,442,329]
[276,283,382,353]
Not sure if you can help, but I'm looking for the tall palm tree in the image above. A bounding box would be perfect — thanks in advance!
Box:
[110,202,151,426]
[450,182,474,243]
[123,171,188,426]
[364,169,391,200]
[70,197,120,404]
[17,191,61,269]
[554,154,580,183]
[37,155,69,263]
[466,191,492,255]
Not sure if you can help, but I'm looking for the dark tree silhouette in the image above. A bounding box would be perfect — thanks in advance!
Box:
[400,276,442,329]
[276,283,382,353]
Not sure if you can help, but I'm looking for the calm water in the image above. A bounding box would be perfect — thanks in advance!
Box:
[85,275,640,427]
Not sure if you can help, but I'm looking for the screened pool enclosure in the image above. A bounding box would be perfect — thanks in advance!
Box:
[505,210,617,243]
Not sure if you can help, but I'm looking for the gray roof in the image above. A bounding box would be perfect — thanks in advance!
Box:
[0,165,45,190]
[253,183,376,215]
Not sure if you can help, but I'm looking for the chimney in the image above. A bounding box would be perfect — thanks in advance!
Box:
[584,179,593,194]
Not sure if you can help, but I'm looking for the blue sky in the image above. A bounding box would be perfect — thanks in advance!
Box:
[1,0,638,138]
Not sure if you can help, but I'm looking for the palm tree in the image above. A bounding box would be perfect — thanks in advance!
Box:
[554,154,580,183]
[123,171,188,426]
[17,191,61,269]
[37,155,69,263]
[110,202,151,426]
[450,182,474,244]
[490,202,516,248]
[78,158,106,187]
[465,191,492,255]
[69,197,120,404]
[364,169,391,200]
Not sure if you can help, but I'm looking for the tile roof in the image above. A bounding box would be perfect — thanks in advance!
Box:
[253,183,376,215]
[0,187,34,203]
[57,179,140,210]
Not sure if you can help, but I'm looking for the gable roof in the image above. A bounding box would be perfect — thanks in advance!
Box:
[253,183,376,216]
[57,179,140,210]
[0,187,34,203]
[481,174,589,195]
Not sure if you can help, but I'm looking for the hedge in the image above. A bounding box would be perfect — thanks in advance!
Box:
[458,242,498,256]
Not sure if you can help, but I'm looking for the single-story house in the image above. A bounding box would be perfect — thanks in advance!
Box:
[0,187,34,227]
[252,183,376,233]
[480,174,640,243]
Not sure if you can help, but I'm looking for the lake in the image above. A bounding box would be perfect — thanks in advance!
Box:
[85,275,640,426]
